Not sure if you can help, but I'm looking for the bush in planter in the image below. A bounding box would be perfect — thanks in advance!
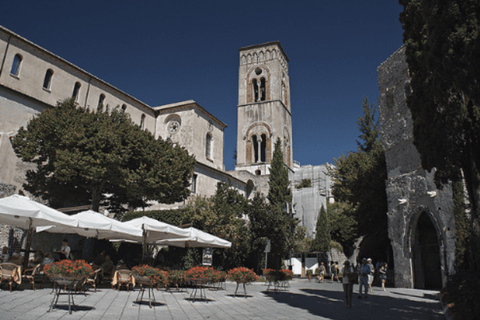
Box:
[306,269,313,278]
[211,269,227,284]
[185,266,214,282]
[43,259,93,279]
[168,270,186,288]
[263,269,293,281]
[132,265,169,287]
[228,267,258,283]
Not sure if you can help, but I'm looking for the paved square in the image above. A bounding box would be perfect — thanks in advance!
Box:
[0,279,444,319]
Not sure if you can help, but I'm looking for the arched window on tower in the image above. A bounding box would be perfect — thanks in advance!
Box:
[43,69,54,90]
[260,133,267,162]
[253,79,259,102]
[72,82,81,101]
[206,133,213,160]
[10,54,22,76]
[252,134,267,163]
[260,78,266,101]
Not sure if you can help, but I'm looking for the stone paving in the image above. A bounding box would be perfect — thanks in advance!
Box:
[0,279,445,320]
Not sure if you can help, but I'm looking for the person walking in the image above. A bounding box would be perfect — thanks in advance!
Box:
[367,258,375,292]
[358,258,371,299]
[342,261,354,308]
[379,263,388,291]
[318,262,326,282]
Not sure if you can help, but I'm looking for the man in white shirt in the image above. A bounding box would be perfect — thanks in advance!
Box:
[57,239,71,260]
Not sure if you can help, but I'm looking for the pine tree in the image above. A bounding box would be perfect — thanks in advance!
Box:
[311,205,330,252]
[268,138,292,209]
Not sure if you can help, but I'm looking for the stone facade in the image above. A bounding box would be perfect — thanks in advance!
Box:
[235,42,293,175]
[378,47,456,289]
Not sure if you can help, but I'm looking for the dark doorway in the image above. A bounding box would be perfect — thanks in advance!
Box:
[412,212,442,289]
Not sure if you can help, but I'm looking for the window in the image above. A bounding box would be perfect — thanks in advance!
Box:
[72,82,81,101]
[191,174,198,194]
[43,69,54,90]
[260,78,266,101]
[121,104,127,112]
[140,114,146,130]
[252,134,266,163]
[206,133,213,159]
[253,79,259,102]
[98,94,105,107]
[10,54,22,76]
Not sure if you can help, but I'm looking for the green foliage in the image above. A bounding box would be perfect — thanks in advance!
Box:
[328,202,358,257]
[12,99,195,211]
[268,138,292,209]
[293,226,312,253]
[311,205,330,252]
[357,98,380,153]
[296,179,312,189]
[246,193,295,271]
[328,99,388,238]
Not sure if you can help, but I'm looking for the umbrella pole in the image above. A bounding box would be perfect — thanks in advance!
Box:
[22,218,34,272]
[142,228,147,264]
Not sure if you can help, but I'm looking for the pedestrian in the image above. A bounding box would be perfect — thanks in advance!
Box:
[358,258,371,299]
[318,262,326,282]
[379,263,388,291]
[331,261,340,282]
[0,246,9,262]
[342,261,354,308]
[367,258,375,292]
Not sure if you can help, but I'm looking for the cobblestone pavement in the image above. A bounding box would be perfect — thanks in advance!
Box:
[0,279,444,320]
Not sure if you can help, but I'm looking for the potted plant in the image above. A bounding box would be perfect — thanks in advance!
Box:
[228,267,258,283]
[306,269,313,280]
[185,266,214,285]
[43,259,94,282]
[132,265,168,288]
[168,270,186,290]
[263,269,285,282]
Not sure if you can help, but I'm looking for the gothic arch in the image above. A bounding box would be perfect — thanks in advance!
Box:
[406,206,445,289]
[283,127,291,167]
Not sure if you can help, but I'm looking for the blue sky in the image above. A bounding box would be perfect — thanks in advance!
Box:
[1,1,404,171]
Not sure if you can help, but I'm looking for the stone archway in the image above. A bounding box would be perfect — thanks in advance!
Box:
[411,211,442,289]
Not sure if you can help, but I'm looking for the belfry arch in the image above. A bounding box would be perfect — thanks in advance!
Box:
[409,209,443,290]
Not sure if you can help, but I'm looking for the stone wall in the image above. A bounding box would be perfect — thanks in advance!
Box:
[378,47,456,288]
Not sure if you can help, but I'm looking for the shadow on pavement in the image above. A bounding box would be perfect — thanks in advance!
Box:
[263,288,442,320]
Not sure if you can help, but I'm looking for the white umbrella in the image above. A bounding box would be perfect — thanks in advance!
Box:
[157,227,232,248]
[36,210,143,241]
[0,195,78,229]
[111,216,191,261]
[0,194,79,270]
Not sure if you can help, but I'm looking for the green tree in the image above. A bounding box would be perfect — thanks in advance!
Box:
[329,98,388,239]
[265,138,296,269]
[311,205,330,252]
[12,99,195,211]
[328,202,358,257]
[268,138,292,209]
[399,0,480,270]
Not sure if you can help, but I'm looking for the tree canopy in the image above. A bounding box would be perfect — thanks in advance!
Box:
[329,98,388,237]
[12,99,195,211]
[400,0,480,216]
[311,205,330,252]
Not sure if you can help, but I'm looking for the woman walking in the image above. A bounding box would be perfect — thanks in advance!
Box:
[342,261,354,308]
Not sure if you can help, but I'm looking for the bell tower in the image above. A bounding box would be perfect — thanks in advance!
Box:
[235,41,293,175]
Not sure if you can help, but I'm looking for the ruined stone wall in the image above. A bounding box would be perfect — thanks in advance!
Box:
[378,47,456,288]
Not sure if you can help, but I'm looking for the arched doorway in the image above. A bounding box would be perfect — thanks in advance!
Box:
[412,211,442,289]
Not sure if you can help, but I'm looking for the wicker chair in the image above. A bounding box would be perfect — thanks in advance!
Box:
[0,263,22,292]
[113,269,134,291]
[82,268,102,293]
[22,264,41,290]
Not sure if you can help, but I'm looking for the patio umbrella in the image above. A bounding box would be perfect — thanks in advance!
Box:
[36,210,143,241]
[0,194,79,270]
[0,195,78,229]
[112,216,191,261]
[156,227,232,248]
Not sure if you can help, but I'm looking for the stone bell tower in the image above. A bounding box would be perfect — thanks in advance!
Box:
[235,41,293,176]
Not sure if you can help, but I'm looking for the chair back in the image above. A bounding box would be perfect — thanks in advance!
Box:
[117,269,132,281]
[0,263,21,280]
